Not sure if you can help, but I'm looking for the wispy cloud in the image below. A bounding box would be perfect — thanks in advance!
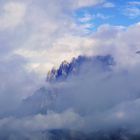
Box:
[124,7,140,18]
[72,0,105,9]
[102,2,115,8]
[78,13,111,23]
[128,1,140,6]
[124,1,140,18]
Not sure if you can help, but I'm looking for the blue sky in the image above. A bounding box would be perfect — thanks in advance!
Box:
[74,0,140,30]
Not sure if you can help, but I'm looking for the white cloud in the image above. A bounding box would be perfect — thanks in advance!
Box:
[0,110,84,131]
[102,2,115,8]
[0,0,116,76]
[0,0,140,117]
[0,0,140,137]
[14,22,140,75]
[124,7,140,18]
[93,23,140,69]
[124,1,140,18]
[128,1,140,6]
[79,13,111,23]
[72,0,105,9]
[96,13,111,19]
[0,2,26,30]
[15,34,95,75]
[71,0,115,9]
[79,13,93,22]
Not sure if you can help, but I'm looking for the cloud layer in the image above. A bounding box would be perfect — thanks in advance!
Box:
[0,0,140,139]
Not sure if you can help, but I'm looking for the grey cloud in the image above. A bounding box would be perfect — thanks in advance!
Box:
[0,54,42,114]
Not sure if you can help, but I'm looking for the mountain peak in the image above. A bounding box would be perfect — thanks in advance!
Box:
[46,55,114,83]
